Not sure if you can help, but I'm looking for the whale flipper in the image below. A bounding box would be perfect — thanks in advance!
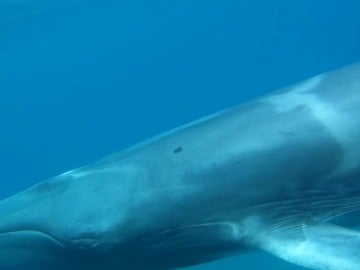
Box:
[251,218,360,270]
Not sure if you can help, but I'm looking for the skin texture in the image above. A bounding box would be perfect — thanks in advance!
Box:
[0,63,360,270]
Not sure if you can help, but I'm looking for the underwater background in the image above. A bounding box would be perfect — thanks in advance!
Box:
[1,0,360,269]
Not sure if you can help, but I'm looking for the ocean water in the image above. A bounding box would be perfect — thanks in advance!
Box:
[1,0,360,269]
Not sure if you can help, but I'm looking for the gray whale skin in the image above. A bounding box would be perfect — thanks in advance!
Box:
[1,63,360,270]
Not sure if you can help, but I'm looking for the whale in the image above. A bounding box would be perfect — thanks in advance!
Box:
[1,63,360,270]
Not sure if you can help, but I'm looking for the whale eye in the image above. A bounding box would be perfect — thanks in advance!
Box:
[69,236,101,250]
[173,147,183,154]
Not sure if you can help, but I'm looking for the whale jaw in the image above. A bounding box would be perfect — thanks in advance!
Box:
[0,230,69,269]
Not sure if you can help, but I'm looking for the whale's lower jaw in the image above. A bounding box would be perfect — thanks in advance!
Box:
[0,229,245,270]
[0,230,69,270]
[0,230,150,270]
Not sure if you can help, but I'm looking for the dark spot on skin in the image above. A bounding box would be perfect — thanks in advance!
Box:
[173,147,183,154]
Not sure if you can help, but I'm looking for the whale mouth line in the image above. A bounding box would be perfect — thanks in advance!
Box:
[0,229,65,248]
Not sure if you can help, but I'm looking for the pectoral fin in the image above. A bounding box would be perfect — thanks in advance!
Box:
[248,218,360,270]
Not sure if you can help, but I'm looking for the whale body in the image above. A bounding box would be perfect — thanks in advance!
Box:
[1,63,360,270]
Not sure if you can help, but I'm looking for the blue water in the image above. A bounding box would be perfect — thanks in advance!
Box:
[1,0,359,269]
